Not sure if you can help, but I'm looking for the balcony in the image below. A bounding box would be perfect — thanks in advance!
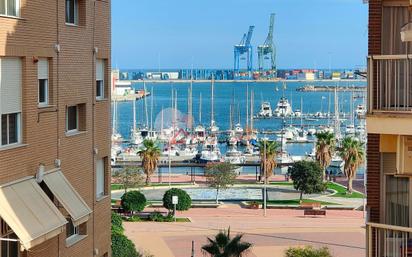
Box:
[366,222,412,257]
[368,55,412,113]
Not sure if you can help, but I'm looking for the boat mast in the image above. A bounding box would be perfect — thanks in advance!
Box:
[199,93,202,124]
[144,82,149,128]
[133,99,136,132]
[251,90,254,132]
[327,91,331,126]
[334,86,340,139]
[211,75,214,127]
[187,81,193,131]
[300,97,303,128]
[246,84,249,131]
[150,86,154,131]
[112,99,117,134]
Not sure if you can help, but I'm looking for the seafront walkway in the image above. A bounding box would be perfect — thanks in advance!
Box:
[124,206,365,257]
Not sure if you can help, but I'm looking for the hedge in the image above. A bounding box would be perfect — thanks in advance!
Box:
[121,190,147,213]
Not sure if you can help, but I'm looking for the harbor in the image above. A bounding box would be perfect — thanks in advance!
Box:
[111,79,367,177]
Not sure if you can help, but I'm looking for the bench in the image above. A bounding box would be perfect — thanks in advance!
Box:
[300,202,326,216]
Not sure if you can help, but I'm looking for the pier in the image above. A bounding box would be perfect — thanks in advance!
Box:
[296,85,366,92]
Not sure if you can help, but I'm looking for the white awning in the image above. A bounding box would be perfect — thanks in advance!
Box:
[0,177,67,250]
[43,169,92,226]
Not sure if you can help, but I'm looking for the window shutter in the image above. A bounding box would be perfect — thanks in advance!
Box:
[0,58,22,114]
[38,58,48,79]
[96,159,104,197]
[96,60,104,81]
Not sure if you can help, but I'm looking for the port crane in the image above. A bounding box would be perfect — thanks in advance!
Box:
[234,25,255,79]
[258,13,276,77]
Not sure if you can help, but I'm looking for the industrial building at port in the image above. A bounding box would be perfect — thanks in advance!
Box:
[115,68,365,81]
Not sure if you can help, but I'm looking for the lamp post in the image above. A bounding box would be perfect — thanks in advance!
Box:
[263,138,267,217]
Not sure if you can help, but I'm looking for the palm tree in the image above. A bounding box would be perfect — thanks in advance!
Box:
[137,139,161,185]
[338,137,365,193]
[202,227,252,257]
[315,131,335,180]
[258,140,280,181]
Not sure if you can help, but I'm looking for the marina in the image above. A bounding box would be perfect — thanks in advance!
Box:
[111,80,367,176]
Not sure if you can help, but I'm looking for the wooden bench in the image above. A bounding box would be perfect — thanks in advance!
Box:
[300,202,326,216]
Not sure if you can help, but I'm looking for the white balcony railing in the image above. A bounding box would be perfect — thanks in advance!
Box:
[366,222,412,257]
[368,55,412,113]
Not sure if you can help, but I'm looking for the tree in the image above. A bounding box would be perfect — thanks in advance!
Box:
[121,190,147,214]
[137,139,161,185]
[289,161,327,201]
[338,137,365,193]
[205,163,238,204]
[111,233,139,257]
[285,246,332,257]
[113,166,144,193]
[202,227,252,257]
[315,131,335,180]
[258,140,280,181]
[163,188,192,213]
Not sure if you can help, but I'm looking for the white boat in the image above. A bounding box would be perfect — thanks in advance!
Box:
[258,102,273,118]
[307,128,317,136]
[355,104,366,116]
[209,120,219,133]
[293,109,302,117]
[234,123,244,134]
[200,139,221,163]
[345,124,356,135]
[194,125,206,142]
[273,97,293,117]
[224,147,246,164]
[293,129,308,143]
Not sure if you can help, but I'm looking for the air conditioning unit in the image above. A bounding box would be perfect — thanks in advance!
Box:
[396,136,412,174]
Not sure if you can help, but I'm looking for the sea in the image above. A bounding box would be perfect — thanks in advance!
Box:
[113,80,367,176]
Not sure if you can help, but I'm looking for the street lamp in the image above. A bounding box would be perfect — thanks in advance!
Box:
[263,138,267,217]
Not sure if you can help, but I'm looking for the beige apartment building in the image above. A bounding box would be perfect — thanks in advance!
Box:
[367,0,412,256]
[0,0,111,256]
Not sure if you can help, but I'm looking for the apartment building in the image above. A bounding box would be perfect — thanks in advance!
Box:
[367,1,412,256]
[0,0,111,256]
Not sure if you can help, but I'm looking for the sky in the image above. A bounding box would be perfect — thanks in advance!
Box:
[112,0,368,70]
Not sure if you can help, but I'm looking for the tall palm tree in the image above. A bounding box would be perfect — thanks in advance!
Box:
[315,131,335,180]
[202,227,252,257]
[258,140,280,181]
[338,137,365,193]
[137,139,161,185]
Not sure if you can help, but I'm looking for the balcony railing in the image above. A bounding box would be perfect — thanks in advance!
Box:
[368,55,412,113]
[366,222,412,257]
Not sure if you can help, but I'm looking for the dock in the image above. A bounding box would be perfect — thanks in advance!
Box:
[296,85,366,92]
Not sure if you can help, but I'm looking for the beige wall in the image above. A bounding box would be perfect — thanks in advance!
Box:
[0,0,111,256]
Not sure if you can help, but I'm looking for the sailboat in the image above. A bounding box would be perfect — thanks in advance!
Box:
[194,93,206,143]
[209,76,219,133]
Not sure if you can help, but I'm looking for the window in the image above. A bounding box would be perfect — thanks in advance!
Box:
[0,219,19,257]
[385,176,410,227]
[66,219,79,239]
[38,59,49,106]
[1,113,20,146]
[0,58,22,147]
[96,158,107,198]
[0,0,19,17]
[65,0,78,24]
[96,59,105,99]
[66,106,78,132]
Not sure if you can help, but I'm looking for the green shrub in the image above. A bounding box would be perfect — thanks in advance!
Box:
[111,233,138,257]
[149,211,165,222]
[285,246,332,257]
[128,215,142,222]
[162,188,192,211]
[121,190,147,213]
[111,212,124,235]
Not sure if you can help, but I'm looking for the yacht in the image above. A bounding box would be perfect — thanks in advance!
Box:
[209,120,219,133]
[199,141,221,163]
[273,97,293,117]
[345,124,356,135]
[194,125,206,143]
[234,123,244,134]
[258,102,273,118]
[355,104,366,117]
[224,147,246,165]
[293,109,302,118]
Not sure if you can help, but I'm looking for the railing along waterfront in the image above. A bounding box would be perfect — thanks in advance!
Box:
[368,55,412,112]
[366,222,412,257]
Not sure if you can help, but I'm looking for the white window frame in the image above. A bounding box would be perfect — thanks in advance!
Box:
[0,0,20,18]
[0,233,20,257]
[38,79,48,107]
[66,105,79,133]
[66,219,79,240]
[0,113,21,146]
[96,158,106,199]
[65,0,78,25]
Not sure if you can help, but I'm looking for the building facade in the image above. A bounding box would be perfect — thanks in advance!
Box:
[367,0,412,256]
[0,0,111,256]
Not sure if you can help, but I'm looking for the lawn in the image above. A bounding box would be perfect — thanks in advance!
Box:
[250,199,339,206]
[327,182,364,199]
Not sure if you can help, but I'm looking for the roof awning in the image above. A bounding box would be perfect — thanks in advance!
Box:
[42,169,92,227]
[0,177,67,250]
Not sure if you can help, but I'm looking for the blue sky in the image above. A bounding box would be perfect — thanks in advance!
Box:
[112,0,368,70]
